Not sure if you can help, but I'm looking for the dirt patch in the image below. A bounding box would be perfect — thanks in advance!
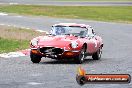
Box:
[0,25,45,41]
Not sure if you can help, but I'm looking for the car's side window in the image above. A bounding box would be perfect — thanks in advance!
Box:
[79,30,88,37]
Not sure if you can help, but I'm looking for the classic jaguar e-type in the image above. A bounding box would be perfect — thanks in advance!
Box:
[30,23,103,64]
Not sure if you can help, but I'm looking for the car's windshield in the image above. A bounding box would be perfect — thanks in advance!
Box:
[50,26,88,37]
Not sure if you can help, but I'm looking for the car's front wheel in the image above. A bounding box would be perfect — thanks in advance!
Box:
[75,47,85,64]
[30,52,42,63]
[92,48,102,60]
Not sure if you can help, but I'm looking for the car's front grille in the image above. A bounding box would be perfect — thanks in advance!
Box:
[39,47,64,55]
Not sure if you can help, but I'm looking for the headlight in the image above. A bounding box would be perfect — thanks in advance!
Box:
[71,41,78,48]
[31,38,38,46]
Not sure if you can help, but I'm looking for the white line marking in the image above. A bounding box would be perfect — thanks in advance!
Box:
[36,30,49,34]
[91,70,95,71]
[25,28,30,30]
[0,24,5,25]
[0,49,30,58]
[27,82,43,85]
[7,25,11,27]
[0,13,8,16]
[0,52,26,58]
[35,30,45,32]
[9,3,18,5]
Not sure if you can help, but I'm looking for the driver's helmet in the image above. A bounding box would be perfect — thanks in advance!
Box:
[51,26,65,35]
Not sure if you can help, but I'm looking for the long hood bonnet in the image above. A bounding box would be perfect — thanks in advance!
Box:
[37,35,79,48]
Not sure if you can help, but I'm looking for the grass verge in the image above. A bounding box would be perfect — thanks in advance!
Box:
[0,26,44,53]
[0,38,29,53]
[0,5,132,23]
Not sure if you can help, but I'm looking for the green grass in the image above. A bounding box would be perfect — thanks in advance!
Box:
[0,26,44,53]
[0,38,29,53]
[0,5,132,23]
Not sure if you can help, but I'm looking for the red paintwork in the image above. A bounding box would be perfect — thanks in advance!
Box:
[30,23,103,59]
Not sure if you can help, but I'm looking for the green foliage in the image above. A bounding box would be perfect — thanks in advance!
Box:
[0,38,29,53]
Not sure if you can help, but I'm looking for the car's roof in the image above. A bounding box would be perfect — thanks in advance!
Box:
[53,23,90,28]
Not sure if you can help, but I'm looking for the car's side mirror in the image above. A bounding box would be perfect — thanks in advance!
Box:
[93,33,96,35]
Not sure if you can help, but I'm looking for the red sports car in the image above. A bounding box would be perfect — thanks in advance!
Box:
[30,23,103,64]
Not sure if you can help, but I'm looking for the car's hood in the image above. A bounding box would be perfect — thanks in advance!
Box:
[37,35,79,48]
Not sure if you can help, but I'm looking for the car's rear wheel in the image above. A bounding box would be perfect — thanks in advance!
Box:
[92,48,102,60]
[75,47,85,64]
[30,52,42,63]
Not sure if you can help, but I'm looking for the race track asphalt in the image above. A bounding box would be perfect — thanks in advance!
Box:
[0,0,132,6]
[0,14,132,88]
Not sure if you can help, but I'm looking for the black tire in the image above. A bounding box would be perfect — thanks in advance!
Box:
[75,47,85,64]
[92,48,102,60]
[30,52,42,63]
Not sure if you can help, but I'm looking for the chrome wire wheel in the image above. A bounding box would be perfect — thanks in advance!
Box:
[80,49,85,62]
[75,47,85,64]
[98,48,102,59]
[92,47,102,60]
